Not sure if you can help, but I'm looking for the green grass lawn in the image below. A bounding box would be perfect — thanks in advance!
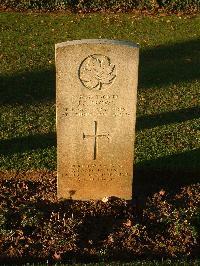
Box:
[0,12,200,198]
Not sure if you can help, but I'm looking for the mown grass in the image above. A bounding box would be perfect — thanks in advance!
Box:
[0,12,200,198]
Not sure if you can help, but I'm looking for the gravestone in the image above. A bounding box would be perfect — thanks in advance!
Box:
[56,39,139,200]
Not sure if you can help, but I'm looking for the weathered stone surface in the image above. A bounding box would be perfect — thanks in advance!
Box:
[56,39,139,200]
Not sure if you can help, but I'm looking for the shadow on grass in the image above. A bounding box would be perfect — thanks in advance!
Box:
[0,39,200,104]
[0,132,56,155]
[0,68,55,104]
[134,148,200,203]
[139,38,200,89]
[136,106,200,131]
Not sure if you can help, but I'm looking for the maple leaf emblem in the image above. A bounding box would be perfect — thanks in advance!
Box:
[79,54,116,90]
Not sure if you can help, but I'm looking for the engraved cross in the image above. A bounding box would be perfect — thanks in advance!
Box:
[83,121,109,160]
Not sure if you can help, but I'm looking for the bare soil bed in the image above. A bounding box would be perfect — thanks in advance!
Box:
[0,171,199,265]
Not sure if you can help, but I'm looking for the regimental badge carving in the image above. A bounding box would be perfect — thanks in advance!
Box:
[79,54,116,90]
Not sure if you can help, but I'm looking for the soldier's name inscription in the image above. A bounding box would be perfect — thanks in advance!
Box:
[63,94,130,117]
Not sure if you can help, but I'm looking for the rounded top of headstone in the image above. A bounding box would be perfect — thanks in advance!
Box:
[55,39,139,49]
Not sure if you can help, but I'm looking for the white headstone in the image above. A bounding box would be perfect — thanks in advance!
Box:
[56,39,139,200]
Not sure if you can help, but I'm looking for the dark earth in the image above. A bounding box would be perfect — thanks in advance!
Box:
[0,170,199,265]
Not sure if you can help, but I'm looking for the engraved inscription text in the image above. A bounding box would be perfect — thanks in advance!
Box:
[63,94,130,117]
